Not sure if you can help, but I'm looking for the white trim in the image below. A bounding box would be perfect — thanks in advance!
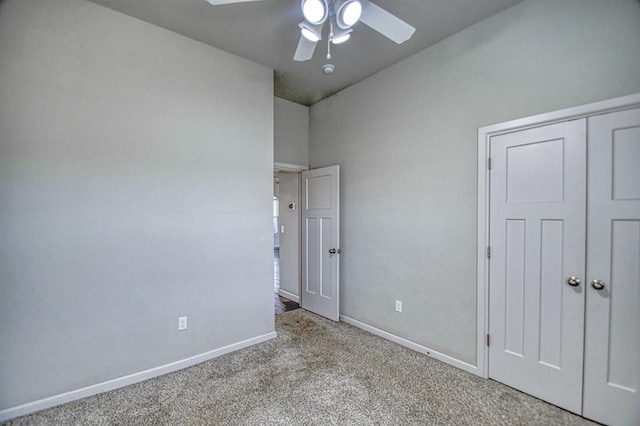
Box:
[297,172,303,302]
[480,93,640,137]
[274,162,308,172]
[0,331,277,422]
[278,289,300,303]
[340,315,478,376]
[476,92,640,379]
[476,125,491,379]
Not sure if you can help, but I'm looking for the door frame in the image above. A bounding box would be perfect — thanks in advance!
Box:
[274,162,308,303]
[274,162,308,173]
[475,93,640,379]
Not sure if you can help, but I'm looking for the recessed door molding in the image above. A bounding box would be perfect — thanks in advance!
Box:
[475,92,640,379]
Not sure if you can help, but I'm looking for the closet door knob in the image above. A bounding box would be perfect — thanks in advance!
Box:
[591,280,605,291]
[567,276,581,286]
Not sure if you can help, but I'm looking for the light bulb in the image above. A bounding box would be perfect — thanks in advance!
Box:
[302,0,327,24]
[336,0,362,29]
[341,2,361,26]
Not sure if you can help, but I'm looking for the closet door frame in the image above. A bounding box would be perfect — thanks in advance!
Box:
[475,92,640,379]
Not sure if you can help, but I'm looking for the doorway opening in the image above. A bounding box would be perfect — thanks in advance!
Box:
[272,162,341,321]
[273,169,301,315]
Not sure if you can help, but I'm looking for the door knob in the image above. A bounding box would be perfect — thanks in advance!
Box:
[591,280,605,291]
[328,248,341,254]
[567,276,581,286]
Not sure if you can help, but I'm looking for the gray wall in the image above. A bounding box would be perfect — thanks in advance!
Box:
[309,0,640,364]
[0,0,274,410]
[278,172,301,299]
[274,97,309,167]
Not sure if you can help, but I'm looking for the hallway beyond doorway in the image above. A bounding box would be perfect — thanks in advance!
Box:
[274,248,299,315]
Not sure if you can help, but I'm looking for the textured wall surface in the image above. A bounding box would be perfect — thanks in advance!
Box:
[274,97,309,167]
[309,0,640,364]
[0,0,274,410]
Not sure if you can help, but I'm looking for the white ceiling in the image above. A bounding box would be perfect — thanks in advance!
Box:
[87,0,523,105]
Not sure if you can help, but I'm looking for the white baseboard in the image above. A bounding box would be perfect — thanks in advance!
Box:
[278,289,299,303]
[340,315,479,376]
[0,331,277,422]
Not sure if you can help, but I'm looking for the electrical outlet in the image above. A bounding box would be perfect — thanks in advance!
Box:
[395,300,402,313]
[178,316,188,331]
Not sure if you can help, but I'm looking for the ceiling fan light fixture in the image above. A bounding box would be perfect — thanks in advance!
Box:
[301,28,321,42]
[301,0,328,25]
[332,33,351,44]
[299,21,323,42]
[335,0,362,29]
[331,25,352,44]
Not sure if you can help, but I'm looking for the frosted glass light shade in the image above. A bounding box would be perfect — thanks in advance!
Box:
[299,21,323,41]
[332,33,351,44]
[301,28,321,42]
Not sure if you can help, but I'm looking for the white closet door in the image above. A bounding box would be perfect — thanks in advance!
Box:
[583,108,640,426]
[488,120,587,413]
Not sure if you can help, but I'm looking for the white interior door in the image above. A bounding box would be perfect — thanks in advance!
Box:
[301,165,340,321]
[583,108,640,426]
[488,120,587,414]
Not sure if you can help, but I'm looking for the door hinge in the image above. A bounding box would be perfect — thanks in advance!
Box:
[487,246,491,259]
[486,334,490,346]
[487,157,492,170]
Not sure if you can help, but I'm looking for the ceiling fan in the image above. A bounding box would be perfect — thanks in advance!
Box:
[205,0,415,64]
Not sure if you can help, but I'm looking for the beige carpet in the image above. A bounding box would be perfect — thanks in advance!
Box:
[3,309,597,425]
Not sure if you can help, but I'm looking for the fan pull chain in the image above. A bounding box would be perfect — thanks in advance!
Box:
[327,22,333,59]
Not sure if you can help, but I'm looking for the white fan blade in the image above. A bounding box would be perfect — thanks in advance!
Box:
[293,35,318,61]
[206,0,265,5]
[359,1,415,44]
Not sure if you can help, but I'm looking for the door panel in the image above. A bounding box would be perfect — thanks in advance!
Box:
[611,126,640,200]
[606,221,639,389]
[583,108,640,426]
[320,217,333,298]
[301,166,340,321]
[306,218,319,295]
[489,120,587,414]
[539,219,564,368]
[504,219,525,356]
[506,138,565,203]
